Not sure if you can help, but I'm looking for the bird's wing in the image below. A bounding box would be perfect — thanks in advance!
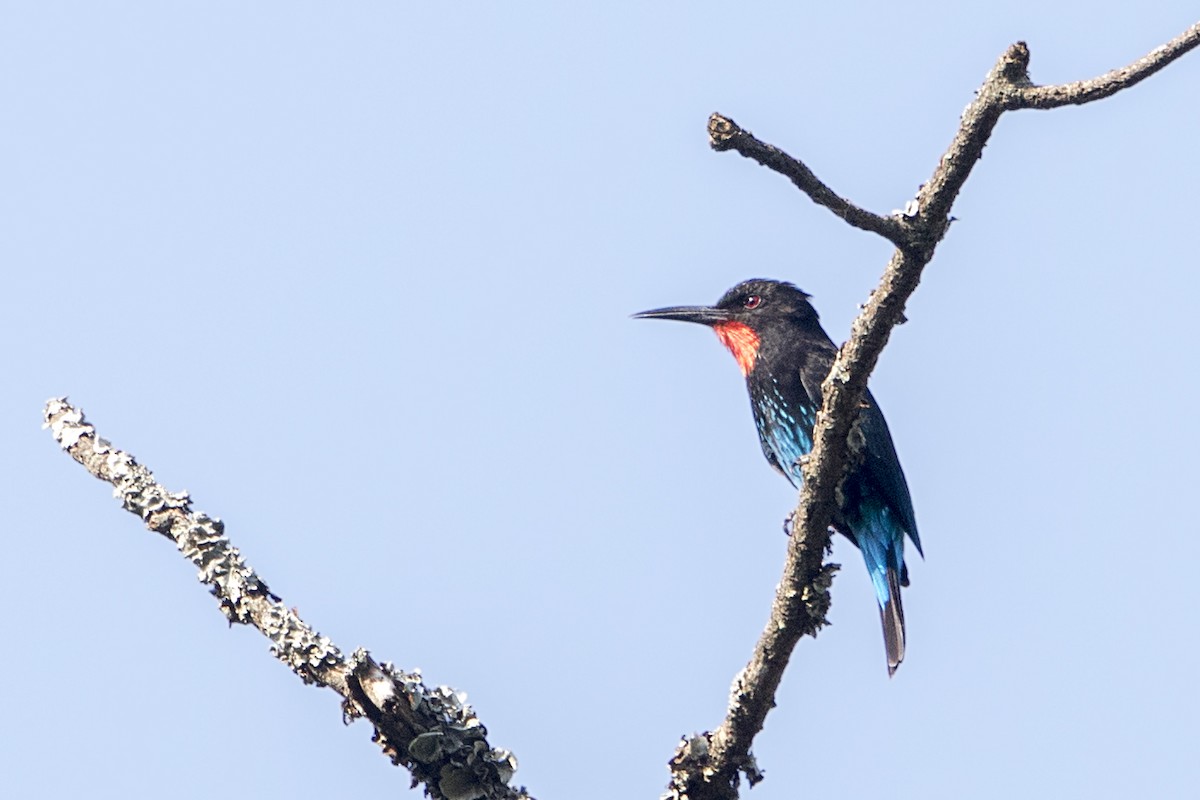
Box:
[798,363,922,555]
[857,390,922,555]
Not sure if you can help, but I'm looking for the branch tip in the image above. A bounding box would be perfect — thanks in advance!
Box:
[707,112,741,150]
[1000,41,1032,83]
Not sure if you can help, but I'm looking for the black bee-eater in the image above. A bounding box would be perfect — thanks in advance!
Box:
[635,279,922,675]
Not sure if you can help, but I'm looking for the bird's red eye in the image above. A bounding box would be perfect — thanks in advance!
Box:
[743,295,762,309]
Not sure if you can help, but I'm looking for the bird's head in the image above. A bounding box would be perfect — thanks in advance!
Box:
[633,279,820,376]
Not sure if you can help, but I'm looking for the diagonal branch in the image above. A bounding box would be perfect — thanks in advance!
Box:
[668,21,1200,800]
[708,113,912,248]
[1015,22,1200,109]
[43,398,530,800]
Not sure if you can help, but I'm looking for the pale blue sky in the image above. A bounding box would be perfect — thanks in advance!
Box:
[3,3,1198,798]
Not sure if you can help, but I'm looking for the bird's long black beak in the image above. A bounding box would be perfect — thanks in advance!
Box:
[631,305,731,326]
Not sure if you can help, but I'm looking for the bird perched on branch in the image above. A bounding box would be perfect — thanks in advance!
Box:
[634,279,922,675]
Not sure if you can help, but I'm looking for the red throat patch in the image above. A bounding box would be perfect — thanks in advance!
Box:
[713,321,760,376]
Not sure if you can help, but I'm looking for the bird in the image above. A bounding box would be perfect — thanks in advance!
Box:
[633,278,922,675]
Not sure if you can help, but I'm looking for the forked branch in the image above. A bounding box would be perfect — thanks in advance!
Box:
[668,21,1200,800]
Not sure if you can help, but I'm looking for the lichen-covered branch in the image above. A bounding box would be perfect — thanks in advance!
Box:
[668,23,1200,800]
[43,398,529,800]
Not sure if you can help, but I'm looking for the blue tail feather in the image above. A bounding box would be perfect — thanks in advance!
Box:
[851,499,908,675]
[853,501,904,604]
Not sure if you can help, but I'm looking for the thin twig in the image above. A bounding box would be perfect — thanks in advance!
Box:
[668,21,1200,800]
[708,113,912,248]
[43,398,529,800]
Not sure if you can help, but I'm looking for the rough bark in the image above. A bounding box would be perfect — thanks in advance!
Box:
[43,398,529,800]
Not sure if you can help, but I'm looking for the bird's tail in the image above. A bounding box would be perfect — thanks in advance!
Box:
[858,515,908,676]
[879,566,905,677]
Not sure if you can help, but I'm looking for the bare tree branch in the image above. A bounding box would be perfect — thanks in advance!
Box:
[1015,23,1200,109]
[43,398,530,800]
[707,114,911,248]
[668,22,1200,800]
